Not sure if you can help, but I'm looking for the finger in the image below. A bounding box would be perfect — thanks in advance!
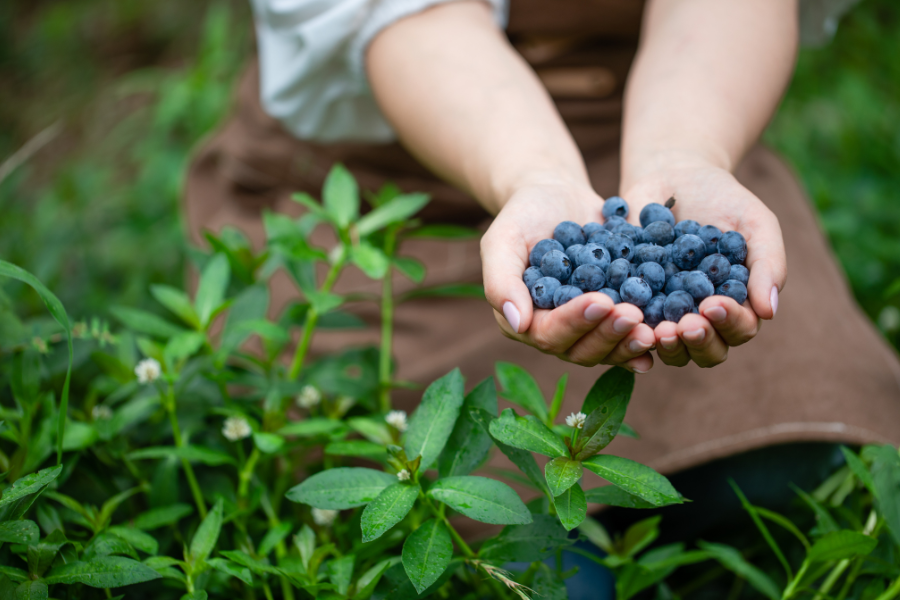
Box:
[599,323,658,366]
[741,205,786,320]
[564,303,650,366]
[653,320,691,367]
[699,296,761,347]
[623,352,654,374]
[676,313,729,368]
[481,225,534,335]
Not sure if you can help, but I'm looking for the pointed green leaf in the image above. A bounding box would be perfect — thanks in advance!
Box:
[583,455,683,507]
[189,498,224,563]
[584,485,654,509]
[581,367,634,416]
[291,192,331,222]
[393,256,426,283]
[0,520,39,544]
[107,526,159,555]
[207,558,253,585]
[532,564,568,600]
[110,306,186,339]
[396,283,485,303]
[327,555,355,595]
[0,465,62,521]
[195,253,230,326]
[439,377,498,478]
[548,373,568,423]
[286,467,396,509]
[697,542,779,600]
[127,445,236,466]
[257,522,292,557]
[869,444,900,546]
[356,193,430,237]
[545,457,583,497]
[44,556,162,588]
[574,369,633,459]
[322,164,359,228]
[479,514,574,562]
[253,432,285,454]
[361,483,419,542]
[325,440,387,459]
[807,530,877,563]
[404,368,464,469]
[577,516,613,553]
[554,482,586,531]
[402,518,452,593]
[427,476,531,525]
[278,418,347,438]
[307,290,344,315]
[469,408,550,498]
[349,243,390,279]
[840,446,875,496]
[150,285,200,329]
[14,581,47,600]
[489,408,567,458]
[495,362,548,420]
[621,516,661,557]
[131,503,193,530]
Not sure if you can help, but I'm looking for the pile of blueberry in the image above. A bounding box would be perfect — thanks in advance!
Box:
[524,197,750,327]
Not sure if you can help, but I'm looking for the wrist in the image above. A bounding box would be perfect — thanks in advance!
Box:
[620,146,732,196]
[483,161,592,215]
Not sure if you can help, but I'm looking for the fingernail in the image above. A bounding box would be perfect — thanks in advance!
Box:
[584,303,610,322]
[683,328,706,344]
[613,317,637,334]
[629,340,651,354]
[633,366,650,374]
[771,286,779,317]
[703,306,727,323]
[660,336,679,350]
[502,301,520,334]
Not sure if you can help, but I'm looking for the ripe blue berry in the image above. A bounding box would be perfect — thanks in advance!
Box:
[609,220,641,241]
[643,221,675,246]
[605,233,635,261]
[664,244,674,263]
[588,228,612,246]
[727,264,749,286]
[698,253,732,286]
[639,203,675,228]
[554,221,586,249]
[580,243,611,271]
[671,234,707,270]
[554,285,584,307]
[684,271,715,304]
[529,239,564,268]
[531,277,561,309]
[566,244,587,266]
[716,280,748,304]
[633,243,649,263]
[674,219,700,238]
[636,244,667,266]
[663,290,694,323]
[598,288,621,304]
[663,261,680,281]
[582,222,604,238]
[603,215,626,231]
[540,249,573,282]
[570,264,606,292]
[636,261,666,294]
[717,231,748,265]
[620,277,653,308]
[698,224,723,256]
[665,271,687,294]
[602,196,630,220]
[643,294,667,328]
[523,267,543,290]
[606,258,631,290]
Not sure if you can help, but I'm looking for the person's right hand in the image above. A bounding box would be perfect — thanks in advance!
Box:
[481,179,657,373]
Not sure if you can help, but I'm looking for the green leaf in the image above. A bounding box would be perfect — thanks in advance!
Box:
[361,483,419,543]
[189,498,224,564]
[291,192,331,223]
[869,444,900,546]
[495,362,548,420]
[61,420,98,451]
[110,306,186,338]
[393,257,426,283]
[618,423,639,439]
[325,440,387,459]
[350,243,390,279]
[469,408,551,498]
[278,418,347,438]
[554,483,587,531]
[697,541,780,600]
[403,224,481,240]
[44,556,162,588]
[807,530,877,562]
[163,331,205,363]
[581,367,634,415]
[207,558,253,585]
[396,283,485,303]
[286,467,396,509]
[545,457,583,497]
[402,518,452,593]
[840,446,876,496]
[107,526,159,555]
[218,285,270,358]
[574,368,634,459]
[548,373,568,424]
[131,503,193,530]
[427,476,531,525]
[583,455,683,507]
[0,566,29,582]
[253,432,285,454]
[584,485,654,509]
[323,164,360,228]
[83,532,138,561]
[353,558,393,599]
[307,290,344,315]
[14,581,47,600]
[404,368,464,469]
[327,555,355,595]
[577,516,613,553]
[150,285,200,329]
[128,445,236,466]
[195,253,230,326]
[621,516,661,557]
[439,377,498,478]
[348,417,394,445]
[479,514,574,562]
[489,409,567,458]
[357,193,429,237]
[0,465,62,521]
[257,522,292,557]
[0,520,39,544]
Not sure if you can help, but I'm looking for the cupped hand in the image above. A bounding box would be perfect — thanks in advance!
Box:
[481,180,656,373]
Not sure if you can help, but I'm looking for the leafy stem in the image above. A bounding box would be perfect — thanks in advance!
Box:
[239,447,261,498]
[378,227,398,413]
[164,385,207,519]
[288,254,345,381]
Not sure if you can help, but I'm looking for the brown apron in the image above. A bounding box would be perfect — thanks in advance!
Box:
[183,0,900,496]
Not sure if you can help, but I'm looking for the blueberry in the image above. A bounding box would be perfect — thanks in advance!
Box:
[554,221,586,249]
[632,226,646,245]
[605,234,635,261]
[698,253,732,286]
[540,249,573,282]
[639,203,676,228]
[663,290,694,323]
[598,288,621,304]
[570,264,606,292]
[580,243,611,271]
[633,243,649,263]
[603,216,626,231]
[523,266,543,290]
[664,244,674,263]
[588,228,613,246]
[583,222,605,238]
[643,294,667,328]
[674,219,700,238]
[529,238,564,268]
[602,196,630,220]
[554,285,584,307]
[643,221,675,246]
[620,277,653,308]
[728,264,749,286]
[636,244,667,266]
[717,231,748,265]
[610,220,641,241]
[566,244,587,266]
[698,224,723,256]
[684,271,715,304]
[606,258,631,290]
[636,261,666,294]
[663,261,680,281]
[716,280,748,305]
[531,277,561,309]
[629,262,638,277]
[671,234,707,270]
[665,271,687,294]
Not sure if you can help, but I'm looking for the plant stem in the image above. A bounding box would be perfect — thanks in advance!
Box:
[165,387,207,519]
[261,580,275,600]
[875,577,900,600]
[288,258,344,381]
[378,229,397,413]
[239,447,261,498]
[782,560,810,600]
[816,508,880,600]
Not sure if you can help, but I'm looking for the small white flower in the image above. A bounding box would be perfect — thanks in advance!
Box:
[566,412,587,430]
[91,405,113,421]
[222,416,252,441]
[311,508,338,526]
[397,469,411,481]
[134,358,162,384]
[385,410,408,432]
[296,385,322,409]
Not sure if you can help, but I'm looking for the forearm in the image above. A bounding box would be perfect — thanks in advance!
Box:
[621,0,798,191]
[366,1,588,214]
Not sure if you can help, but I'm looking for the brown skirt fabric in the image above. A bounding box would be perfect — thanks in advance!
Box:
[183,62,900,496]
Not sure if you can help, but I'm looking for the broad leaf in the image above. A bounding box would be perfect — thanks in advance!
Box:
[439,377,498,478]
[189,498,224,564]
[357,193,430,237]
[402,518,452,593]
[0,520,39,544]
[128,445,235,466]
[532,564,568,600]
[870,444,900,546]
[195,253,230,326]
[427,476,531,525]
[322,164,360,228]
[545,457,583,497]
[577,516,612,553]
[553,483,587,531]
[479,514,573,562]
[404,368,464,469]
[0,465,62,521]
[44,556,162,588]
[584,485,654,509]
[581,367,634,416]
[574,398,630,460]
[697,541,779,600]
[278,418,347,438]
[258,522,293,557]
[396,283,485,303]
[469,408,550,498]
[207,558,253,585]
[14,581,47,600]
[131,503,193,530]
[327,555,355,595]
[110,306,186,338]
[286,467,396,509]
[393,257,426,283]
[489,409,567,458]
[325,440,387,459]
[107,526,159,555]
[583,455,683,507]
[840,446,875,496]
[807,530,877,563]
[253,432,285,454]
[621,516,661,557]
[350,243,390,279]
[361,483,419,543]
[495,362,548,420]
[150,285,200,329]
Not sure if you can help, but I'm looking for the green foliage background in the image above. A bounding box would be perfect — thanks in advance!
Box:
[1,0,899,346]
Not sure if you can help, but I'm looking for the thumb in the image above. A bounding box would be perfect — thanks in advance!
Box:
[481,225,534,335]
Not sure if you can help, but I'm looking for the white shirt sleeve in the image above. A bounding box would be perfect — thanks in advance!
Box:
[251,0,509,143]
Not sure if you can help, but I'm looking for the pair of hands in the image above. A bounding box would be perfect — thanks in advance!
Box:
[481,160,787,373]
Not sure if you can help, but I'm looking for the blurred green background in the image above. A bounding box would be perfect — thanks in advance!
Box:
[1,0,899,347]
